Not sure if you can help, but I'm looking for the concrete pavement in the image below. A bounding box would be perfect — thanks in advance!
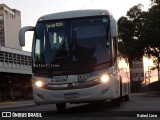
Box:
[0,92,159,109]
[0,100,34,109]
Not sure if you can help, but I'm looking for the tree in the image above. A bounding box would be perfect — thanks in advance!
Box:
[142,0,160,80]
[118,0,160,93]
[118,4,146,92]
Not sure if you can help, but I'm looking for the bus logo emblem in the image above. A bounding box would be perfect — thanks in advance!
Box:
[72,56,78,61]
[78,74,89,81]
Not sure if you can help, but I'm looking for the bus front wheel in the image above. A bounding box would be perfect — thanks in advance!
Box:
[56,103,66,112]
[34,101,40,105]
[124,95,129,101]
[111,97,121,107]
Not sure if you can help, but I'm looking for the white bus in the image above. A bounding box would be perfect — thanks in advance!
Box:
[19,9,130,112]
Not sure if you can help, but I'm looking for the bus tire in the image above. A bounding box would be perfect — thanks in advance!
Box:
[34,102,40,105]
[56,103,66,112]
[124,95,129,101]
[111,97,121,107]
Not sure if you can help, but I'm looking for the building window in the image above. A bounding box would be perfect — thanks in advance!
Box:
[0,15,3,20]
[0,16,5,46]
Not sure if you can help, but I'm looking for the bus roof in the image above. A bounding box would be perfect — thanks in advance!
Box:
[38,9,113,21]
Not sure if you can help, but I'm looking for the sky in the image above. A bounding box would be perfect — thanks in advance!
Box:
[1,0,155,78]
[1,0,151,51]
[1,0,151,27]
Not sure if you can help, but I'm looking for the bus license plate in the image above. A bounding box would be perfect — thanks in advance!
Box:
[64,93,79,99]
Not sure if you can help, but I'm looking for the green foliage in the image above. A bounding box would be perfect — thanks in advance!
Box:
[143,3,160,58]
[150,0,160,5]
[118,4,145,63]
[118,4,147,91]
[142,0,160,80]
[118,0,160,80]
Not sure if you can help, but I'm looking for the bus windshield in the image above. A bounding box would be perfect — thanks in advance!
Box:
[33,16,111,75]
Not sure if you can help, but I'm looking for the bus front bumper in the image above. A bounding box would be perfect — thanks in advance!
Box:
[33,82,115,104]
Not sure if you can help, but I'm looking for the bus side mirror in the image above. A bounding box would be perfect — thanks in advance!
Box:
[110,18,118,37]
[19,26,35,46]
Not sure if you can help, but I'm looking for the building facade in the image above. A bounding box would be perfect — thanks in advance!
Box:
[0,4,32,100]
[0,4,21,50]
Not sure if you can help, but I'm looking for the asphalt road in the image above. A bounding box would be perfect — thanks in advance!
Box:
[0,93,160,120]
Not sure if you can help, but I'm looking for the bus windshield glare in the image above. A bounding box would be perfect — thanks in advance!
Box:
[33,16,111,75]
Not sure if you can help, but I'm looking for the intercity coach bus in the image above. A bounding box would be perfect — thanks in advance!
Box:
[19,9,130,112]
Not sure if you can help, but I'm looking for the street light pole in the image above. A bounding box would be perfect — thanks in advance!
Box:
[148,66,151,86]
[147,66,153,93]
[145,72,148,93]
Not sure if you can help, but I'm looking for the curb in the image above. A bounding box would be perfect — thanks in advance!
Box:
[0,101,18,105]
[0,100,34,110]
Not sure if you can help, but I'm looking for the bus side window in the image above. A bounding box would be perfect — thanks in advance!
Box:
[112,37,118,63]
[114,37,118,57]
[34,39,40,63]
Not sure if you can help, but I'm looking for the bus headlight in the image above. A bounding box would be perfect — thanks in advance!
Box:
[35,80,43,88]
[100,74,110,83]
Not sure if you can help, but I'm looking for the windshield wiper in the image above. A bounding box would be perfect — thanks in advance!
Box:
[54,56,67,60]
[106,21,110,48]
[72,27,77,51]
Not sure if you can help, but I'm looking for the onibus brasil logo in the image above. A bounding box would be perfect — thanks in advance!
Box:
[1,112,42,118]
